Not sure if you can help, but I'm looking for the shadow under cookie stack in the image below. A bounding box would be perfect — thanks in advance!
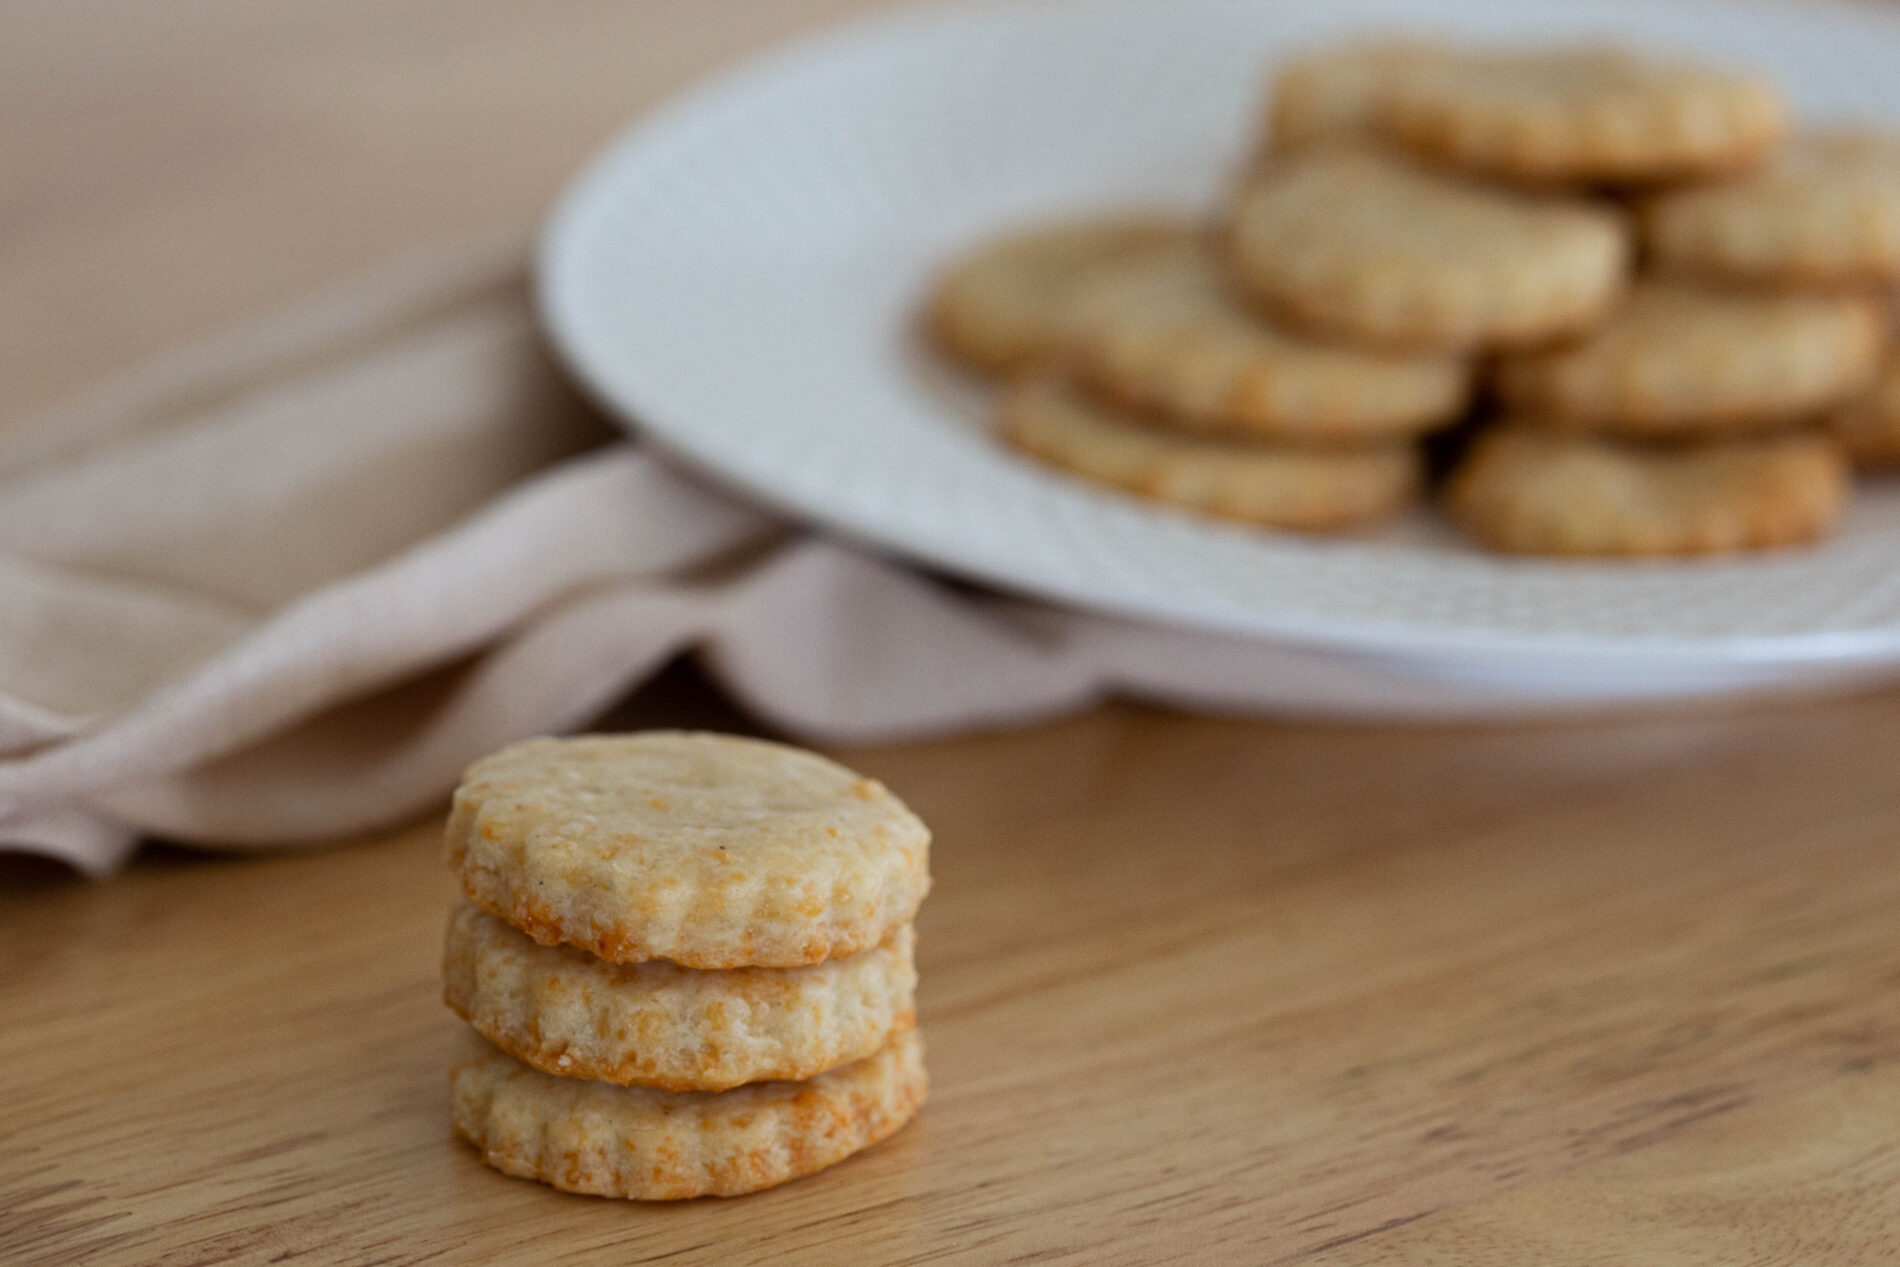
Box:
[929,37,1900,557]
[442,732,930,1200]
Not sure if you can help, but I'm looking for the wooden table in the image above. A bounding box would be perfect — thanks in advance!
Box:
[4,4,1899,1263]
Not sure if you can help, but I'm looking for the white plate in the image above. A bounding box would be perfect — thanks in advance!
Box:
[539,0,1900,711]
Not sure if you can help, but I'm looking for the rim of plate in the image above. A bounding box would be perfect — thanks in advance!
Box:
[538,0,1900,667]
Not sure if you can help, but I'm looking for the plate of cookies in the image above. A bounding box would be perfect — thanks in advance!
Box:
[541,0,1900,706]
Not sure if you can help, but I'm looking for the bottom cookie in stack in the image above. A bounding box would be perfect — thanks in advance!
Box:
[440,731,933,1199]
[449,1030,927,1201]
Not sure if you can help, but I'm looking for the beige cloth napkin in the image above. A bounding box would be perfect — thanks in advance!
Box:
[0,243,1475,875]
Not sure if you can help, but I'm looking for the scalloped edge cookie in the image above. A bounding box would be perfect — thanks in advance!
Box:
[1494,281,1886,434]
[1384,45,1786,183]
[448,732,931,970]
[444,900,917,1092]
[1445,426,1848,556]
[1644,129,1900,288]
[1227,148,1629,352]
[1060,241,1470,442]
[927,216,1196,373]
[450,1028,926,1199]
[1830,349,1900,467]
[998,376,1422,530]
[1265,37,1451,151]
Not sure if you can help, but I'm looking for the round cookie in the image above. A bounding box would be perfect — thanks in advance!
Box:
[998,376,1421,530]
[451,1028,927,1199]
[1494,281,1886,434]
[1645,129,1900,288]
[1265,37,1450,151]
[447,732,930,969]
[1383,46,1785,184]
[443,900,917,1092]
[1060,241,1470,442]
[1829,350,1900,467]
[1445,426,1848,557]
[927,216,1196,373]
[1227,148,1630,351]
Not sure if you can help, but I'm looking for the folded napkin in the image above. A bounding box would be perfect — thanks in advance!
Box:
[0,241,1485,875]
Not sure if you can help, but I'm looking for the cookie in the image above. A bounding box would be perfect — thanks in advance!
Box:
[443,900,917,1092]
[1265,37,1450,151]
[998,376,1421,529]
[1445,426,1848,556]
[1226,148,1629,351]
[448,732,930,970]
[928,216,1195,372]
[1645,129,1900,288]
[1060,241,1470,442]
[1494,281,1886,434]
[450,1028,926,1199]
[1384,45,1785,184]
[1829,350,1900,467]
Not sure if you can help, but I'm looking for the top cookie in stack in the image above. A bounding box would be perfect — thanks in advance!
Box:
[443,732,931,1199]
[449,732,929,968]
[929,33,1899,558]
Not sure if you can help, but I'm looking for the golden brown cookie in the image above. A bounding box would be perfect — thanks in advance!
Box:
[1059,241,1470,442]
[1644,129,1900,288]
[1384,45,1785,184]
[448,732,931,970]
[1494,281,1886,434]
[450,1028,926,1199]
[1445,426,1848,556]
[1265,37,1450,151]
[1227,148,1629,351]
[998,376,1421,529]
[443,900,917,1092]
[927,216,1195,372]
[1829,349,1900,467]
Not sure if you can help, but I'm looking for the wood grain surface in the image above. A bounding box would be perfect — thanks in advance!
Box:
[6,690,1900,1264]
[3,2,1900,1263]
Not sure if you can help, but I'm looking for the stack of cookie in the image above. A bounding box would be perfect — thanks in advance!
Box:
[442,732,930,1200]
[931,36,1900,557]
[930,211,1471,532]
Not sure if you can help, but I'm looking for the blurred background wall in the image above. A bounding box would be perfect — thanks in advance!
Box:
[0,0,895,423]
